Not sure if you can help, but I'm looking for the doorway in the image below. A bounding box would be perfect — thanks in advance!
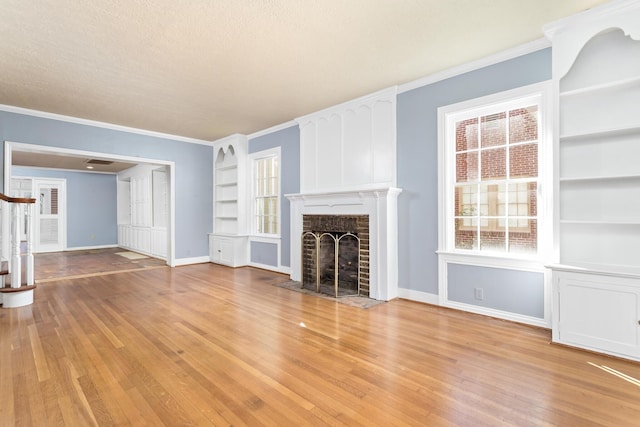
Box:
[4,141,176,266]
[33,178,66,253]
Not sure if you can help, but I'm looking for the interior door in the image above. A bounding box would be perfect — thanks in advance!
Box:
[10,178,33,241]
[34,179,65,253]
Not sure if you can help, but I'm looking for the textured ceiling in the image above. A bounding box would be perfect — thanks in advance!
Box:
[0,0,609,142]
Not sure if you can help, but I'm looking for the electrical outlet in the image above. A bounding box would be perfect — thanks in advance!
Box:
[474,287,484,301]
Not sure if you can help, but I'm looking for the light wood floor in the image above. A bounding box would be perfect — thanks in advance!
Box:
[34,248,166,282]
[1,263,640,426]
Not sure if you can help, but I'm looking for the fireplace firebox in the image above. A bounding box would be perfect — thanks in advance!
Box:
[301,215,369,297]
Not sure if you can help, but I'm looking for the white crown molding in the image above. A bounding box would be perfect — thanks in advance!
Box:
[0,104,212,146]
[398,38,551,94]
[210,133,248,146]
[543,0,640,39]
[248,120,297,140]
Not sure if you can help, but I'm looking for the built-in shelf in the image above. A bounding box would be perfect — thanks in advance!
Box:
[560,219,640,225]
[548,0,640,363]
[559,174,640,182]
[216,164,238,171]
[212,135,249,267]
[559,124,640,142]
[559,75,640,98]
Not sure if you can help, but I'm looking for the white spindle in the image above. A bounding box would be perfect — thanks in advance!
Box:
[25,202,34,286]
[10,202,21,288]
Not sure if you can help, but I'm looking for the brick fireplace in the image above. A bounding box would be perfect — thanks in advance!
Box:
[287,187,401,301]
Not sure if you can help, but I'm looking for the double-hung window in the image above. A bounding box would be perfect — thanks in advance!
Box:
[439,83,551,257]
[251,148,280,236]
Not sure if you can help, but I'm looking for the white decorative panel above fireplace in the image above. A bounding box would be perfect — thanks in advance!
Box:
[296,87,397,193]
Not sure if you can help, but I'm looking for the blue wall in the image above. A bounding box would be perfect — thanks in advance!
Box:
[396,48,552,313]
[0,111,213,259]
[250,241,279,267]
[448,264,544,318]
[12,167,117,248]
[248,125,300,268]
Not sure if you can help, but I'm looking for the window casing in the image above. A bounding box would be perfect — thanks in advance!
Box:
[251,148,280,236]
[440,85,550,258]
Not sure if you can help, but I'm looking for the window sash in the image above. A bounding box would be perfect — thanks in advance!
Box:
[252,154,279,236]
[449,98,541,255]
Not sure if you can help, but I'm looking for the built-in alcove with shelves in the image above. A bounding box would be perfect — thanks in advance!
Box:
[214,145,239,235]
[210,134,248,267]
[557,28,640,275]
[545,0,640,362]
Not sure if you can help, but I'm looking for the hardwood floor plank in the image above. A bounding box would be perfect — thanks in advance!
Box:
[2,260,640,426]
[27,323,50,382]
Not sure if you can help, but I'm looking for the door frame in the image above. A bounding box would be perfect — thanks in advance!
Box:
[3,141,176,266]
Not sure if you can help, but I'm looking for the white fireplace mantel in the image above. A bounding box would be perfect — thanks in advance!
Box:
[286,187,402,301]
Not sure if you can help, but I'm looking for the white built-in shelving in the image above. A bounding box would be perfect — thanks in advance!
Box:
[210,134,248,267]
[545,0,640,362]
[214,153,239,234]
[556,26,640,272]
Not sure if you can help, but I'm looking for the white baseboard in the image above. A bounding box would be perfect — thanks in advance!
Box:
[397,288,549,328]
[444,300,550,328]
[397,288,439,305]
[65,244,118,251]
[247,262,291,275]
[174,256,210,266]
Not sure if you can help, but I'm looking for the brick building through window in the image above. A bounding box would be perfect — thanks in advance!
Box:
[453,104,539,254]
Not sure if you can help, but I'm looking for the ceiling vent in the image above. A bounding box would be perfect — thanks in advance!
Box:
[85,159,114,165]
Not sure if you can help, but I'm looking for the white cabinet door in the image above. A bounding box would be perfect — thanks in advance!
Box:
[555,271,640,361]
[216,238,234,265]
[209,234,248,267]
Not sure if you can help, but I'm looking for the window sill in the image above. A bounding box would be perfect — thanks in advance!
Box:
[436,250,547,271]
[249,235,281,243]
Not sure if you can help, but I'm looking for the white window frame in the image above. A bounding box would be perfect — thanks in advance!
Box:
[437,81,553,264]
[248,147,281,238]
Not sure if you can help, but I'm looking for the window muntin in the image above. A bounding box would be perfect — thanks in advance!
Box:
[451,102,540,255]
[253,155,279,235]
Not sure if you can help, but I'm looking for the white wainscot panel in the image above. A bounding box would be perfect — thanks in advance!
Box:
[296,87,397,193]
[372,99,395,184]
[316,114,342,190]
[343,106,372,187]
[300,121,317,191]
[150,228,167,257]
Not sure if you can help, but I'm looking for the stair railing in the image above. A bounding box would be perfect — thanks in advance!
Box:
[0,193,36,301]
